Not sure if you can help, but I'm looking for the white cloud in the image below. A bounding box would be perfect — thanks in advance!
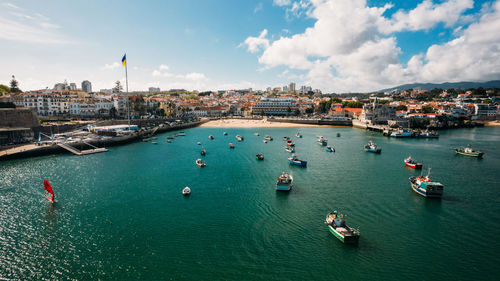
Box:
[1,2,20,9]
[242,0,487,92]
[254,2,263,13]
[183,72,208,81]
[159,64,169,71]
[103,62,120,70]
[274,0,291,6]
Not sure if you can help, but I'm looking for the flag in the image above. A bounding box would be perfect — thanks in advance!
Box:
[122,54,126,66]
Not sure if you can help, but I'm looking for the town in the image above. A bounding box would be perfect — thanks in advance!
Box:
[1,75,499,147]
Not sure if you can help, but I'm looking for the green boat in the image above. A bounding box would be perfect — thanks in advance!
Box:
[325,211,360,244]
[455,145,483,158]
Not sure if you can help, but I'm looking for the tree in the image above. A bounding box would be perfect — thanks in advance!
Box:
[343,101,364,108]
[396,105,408,111]
[109,107,117,118]
[0,102,16,108]
[330,97,342,103]
[286,106,292,116]
[305,106,314,114]
[0,84,10,95]
[294,109,301,116]
[260,109,265,116]
[10,75,21,93]
[113,81,123,93]
[421,105,435,113]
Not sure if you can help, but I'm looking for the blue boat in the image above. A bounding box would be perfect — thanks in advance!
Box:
[318,136,328,146]
[276,171,293,191]
[288,154,307,167]
[364,141,381,153]
[409,169,443,198]
[326,146,335,152]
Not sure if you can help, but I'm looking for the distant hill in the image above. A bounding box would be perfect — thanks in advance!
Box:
[378,80,500,92]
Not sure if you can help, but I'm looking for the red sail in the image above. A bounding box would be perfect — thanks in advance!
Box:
[43,180,55,202]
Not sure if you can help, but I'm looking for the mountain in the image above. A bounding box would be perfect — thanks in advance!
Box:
[378,80,500,92]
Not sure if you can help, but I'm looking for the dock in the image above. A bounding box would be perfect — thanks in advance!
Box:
[57,142,108,156]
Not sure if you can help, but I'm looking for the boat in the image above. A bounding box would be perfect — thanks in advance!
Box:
[286,139,295,147]
[236,135,244,141]
[326,146,335,152]
[263,140,268,143]
[264,135,273,141]
[182,186,191,195]
[296,132,302,138]
[337,133,341,137]
[229,143,235,148]
[325,211,360,244]
[166,136,174,139]
[390,129,413,138]
[409,168,444,198]
[404,156,422,169]
[151,141,158,144]
[177,132,186,136]
[288,154,307,167]
[254,132,260,136]
[417,129,439,138]
[142,138,151,142]
[208,135,214,140]
[256,153,264,160]
[197,142,201,145]
[167,140,172,143]
[201,149,206,156]
[283,136,289,141]
[317,136,328,146]
[195,158,206,167]
[364,141,381,153]
[455,145,483,158]
[43,180,55,203]
[276,171,293,191]
[285,146,295,153]
[223,132,228,135]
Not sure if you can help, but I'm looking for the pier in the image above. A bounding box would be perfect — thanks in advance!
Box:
[57,142,108,156]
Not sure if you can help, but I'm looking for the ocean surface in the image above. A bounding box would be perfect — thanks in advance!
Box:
[1,126,499,280]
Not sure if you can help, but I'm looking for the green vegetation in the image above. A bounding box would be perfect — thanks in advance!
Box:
[342,101,364,108]
[9,75,21,93]
[396,105,408,111]
[0,84,10,95]
[0,102,16,108]
[420,105,435,113]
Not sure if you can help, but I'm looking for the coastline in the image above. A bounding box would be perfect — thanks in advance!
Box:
[200,118,332,128]
[484,120,500,127]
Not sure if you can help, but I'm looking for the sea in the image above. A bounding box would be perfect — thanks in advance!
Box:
[1,126,499,280]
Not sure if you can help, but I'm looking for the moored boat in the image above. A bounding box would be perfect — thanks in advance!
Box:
[256,153,264,160]
[197,142,201,145]
[151,141,158,144]
[337,133,341,137]
[325,211,359,244]
[285,146,295,153]
[236,135,244,141]
[404,156,422,169]
[264,135,273,141]
[286,139,295,147]
[254,132,260,136]
[167,140,172,143]
[390,129,413,138]
[364,141,381,153]
[296,132,302,138]
[195,158,206,167]
[326,146,335,153]
[201,149,206,156]
[223,132,228,135]
[229,143,235,148]
[283,136,290,141]
[409,168,443,198]
[317,136,328,146]
[288,154,307,167]
[417,129,439,138]
[455,145,483,158]
[208,135,214,140]
[167,136,174,139]
[276,171,293,191]
[182,186,191,195]
[176,132,186,136]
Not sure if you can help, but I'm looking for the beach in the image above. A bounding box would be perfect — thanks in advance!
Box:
[484,120,500,126]
[200,118,325,128]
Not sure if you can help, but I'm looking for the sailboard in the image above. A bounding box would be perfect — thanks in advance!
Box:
[43,180,55,203]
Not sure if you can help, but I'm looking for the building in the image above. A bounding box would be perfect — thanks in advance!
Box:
[82,80,92,93]
[251,96,299,115]
[69,83,77,90]
[289,82,296,93]
[358,98,396,125]
[474,103,497,118]
[149,87,161,92]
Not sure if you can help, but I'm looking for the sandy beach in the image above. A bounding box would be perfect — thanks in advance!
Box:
[484,120,500,127]
[200,118,325,128]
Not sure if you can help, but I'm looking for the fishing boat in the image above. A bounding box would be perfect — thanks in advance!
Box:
[276,171,293,191]
[404,156,422,169]
[390,129,413,138]
[288,154,307,167]
[236,135,244,141]
[254,132,260,136]
[364,141,381,153]
[43,180,55,203]
[229,143,235,148]
[201,149,206,156]
[195,158,206,167]
[337,133,341,137]
[455,145,483,158]
[283,136,290,141]
[326,146,335,153]
[417,129,439,138]
[286,139,295,147]
[317,136,328,146]
[208,135,214,140]
[409,168,444,198]
[197,142,201,145]
[256,153,264,160]
[325,211,360,244]
[182,186,191,195]
[223,132,228,135]
[296,132,302,138]
[285,146,295,153]
[264,135,273,141]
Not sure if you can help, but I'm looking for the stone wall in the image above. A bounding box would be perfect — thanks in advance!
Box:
[0,108,40,128]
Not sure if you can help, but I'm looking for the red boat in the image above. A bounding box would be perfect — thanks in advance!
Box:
[404,156,422,169]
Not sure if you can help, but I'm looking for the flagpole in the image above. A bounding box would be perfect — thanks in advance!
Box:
[125,54,130,126]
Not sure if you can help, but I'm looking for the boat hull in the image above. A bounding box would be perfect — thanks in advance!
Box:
[327,225,359,244]
[410,182,442,198]
[456,150,483,158]
[365,148,381,153]
[289,159,307,166]
[276,184,291,191]
[404,161,422,169]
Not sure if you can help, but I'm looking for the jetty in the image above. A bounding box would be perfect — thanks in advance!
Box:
[57,142,108,156]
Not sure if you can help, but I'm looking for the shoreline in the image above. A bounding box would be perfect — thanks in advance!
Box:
[200,118,339,128]
[484,120,500,127]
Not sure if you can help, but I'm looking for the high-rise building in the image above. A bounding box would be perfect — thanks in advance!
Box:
[289,82,296,93]
[82,80,92,93]
[149,87,161,92]
[283,85,289,92]
[69,83,77,90]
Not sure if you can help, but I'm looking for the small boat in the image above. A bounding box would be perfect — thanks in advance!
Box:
[177,132,186,136]
[336,133,341,137]
[201,149,206,156]
[263,140,268,143]
[236,135,244,141]
[43,180,55,203]
[404,156,422,169]
[151,141,158,144]
[285,146,295,153]
[197,142,201,145]
[325,211,360,244]
[364,141,381,153]
[417,129,439,138]
[151,137,158,140]
[223,132,228,135]
[195,158,206,167]
[409,168,443,198]
[142,138,151,142]
[288,154,307,167]
[317,136,328,146]
[276,171,293,191]
[256,153,264,160]
[455,145,483,158]
[264,135,273,141]
[229,143,235,148]
[286,139,295,147]
[254,132,260,136]
[326,146,335,152]
[283,136,289,141]
[296,132,302,138]
[208,135,214,140]
[167,140,172,143]
[182,186,191,195]
[390,129,413,138]
[167,136,174,139]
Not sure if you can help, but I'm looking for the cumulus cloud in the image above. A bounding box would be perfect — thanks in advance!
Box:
[103,62,120,70]
[274,0,291,6]
[242,0,494,92]
[183,72,208,81]
[254,2,263,13]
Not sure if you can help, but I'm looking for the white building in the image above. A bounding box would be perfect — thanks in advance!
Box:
[23,92,71,116]
[252,96,299,115]
[474,103,497,117]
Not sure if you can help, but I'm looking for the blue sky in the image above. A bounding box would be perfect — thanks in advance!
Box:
[0,0,499,92]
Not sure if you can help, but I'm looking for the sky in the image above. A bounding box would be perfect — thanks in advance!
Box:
[0,0,499,93]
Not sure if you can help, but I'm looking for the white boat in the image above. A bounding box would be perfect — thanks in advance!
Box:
[285,146,295,153]
[196,158,206,167]
[317,136,328,146]
[182,187,191,195]
[254,132,260,136]
[236,135,244,141]
[296,132,302,138]
[208,135,214,140]
[264,135,273,141]
[197,142,201,145]
[276,171,293,191]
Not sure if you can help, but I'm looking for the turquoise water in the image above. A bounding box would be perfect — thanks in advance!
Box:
[1,127,499,280]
